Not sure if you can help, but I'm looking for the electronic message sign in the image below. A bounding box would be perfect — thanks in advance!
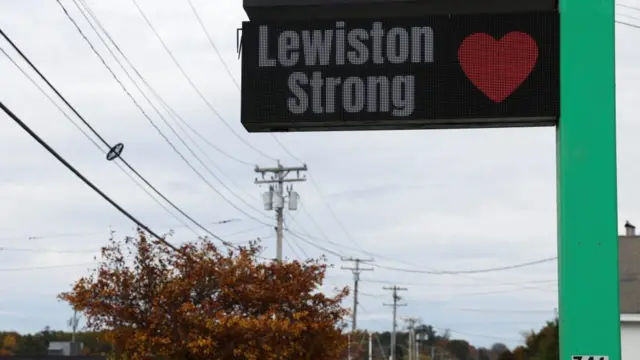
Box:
[240,11,559,132]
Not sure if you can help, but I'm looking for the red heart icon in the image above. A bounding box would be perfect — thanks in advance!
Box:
[458,31,539,103]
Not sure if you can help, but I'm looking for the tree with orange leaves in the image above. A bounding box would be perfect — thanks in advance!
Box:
[1,334,16,356]
[59,229,350,360]
[2,334,16,350]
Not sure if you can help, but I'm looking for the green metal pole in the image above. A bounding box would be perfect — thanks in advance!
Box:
[557,0,620,358]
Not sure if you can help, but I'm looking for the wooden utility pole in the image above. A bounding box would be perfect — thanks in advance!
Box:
[383,286,407,360]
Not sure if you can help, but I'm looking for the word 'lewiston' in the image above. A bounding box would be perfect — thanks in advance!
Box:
[257,22,434,116]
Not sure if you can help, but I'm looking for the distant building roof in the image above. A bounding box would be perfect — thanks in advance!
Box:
[47,341,83,357]
[620,221,640,314]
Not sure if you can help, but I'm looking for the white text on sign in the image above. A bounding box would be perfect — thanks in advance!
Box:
[258,21,434,116]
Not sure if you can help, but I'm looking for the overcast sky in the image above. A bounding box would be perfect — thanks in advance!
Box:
[0,0,638,350]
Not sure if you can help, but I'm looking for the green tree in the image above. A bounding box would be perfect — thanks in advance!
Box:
[477,347,491,360]
[446,339,471,360]
[491,343,509,355]
[513,346,527,360]
[416,325,438,345]
[497,349,514,360]
[522,319,558,360]
[395,343,406,360]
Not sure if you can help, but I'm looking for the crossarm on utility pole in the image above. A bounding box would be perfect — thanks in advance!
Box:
[255,178,306,184]
[254,164,307,173]
[253,160,307,261]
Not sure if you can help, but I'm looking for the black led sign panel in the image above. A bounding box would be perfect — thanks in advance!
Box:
[240,11,559,133]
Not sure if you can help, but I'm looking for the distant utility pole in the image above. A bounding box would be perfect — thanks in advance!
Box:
[383,286,407,360]
[68,310,79,341]
[403,317,419,360]
[342,257,374,331]
[67,310,80,355]
[254,160,307,261]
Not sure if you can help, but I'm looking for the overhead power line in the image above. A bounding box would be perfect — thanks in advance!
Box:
[0,224,268,246]
[0,263,97,272]
[614,4,640,28]
[617,12,640,21]
[284,225,368,259]
[0,247,98,254]
[0,100,181,252]
[0,45,200,238]
[74,0,266,219]
[307,177,367,252]
[335,276,557,288]
[616,19,640,28]
[0,103,271,267]
[617,3,640,11]
[286,228,556,275]
[128,0,277,161]
[74,0,256,190]
[291,225,556,274]
[286,221,380,258]
[270,135,306,164]
[289,240,308,259]
[184,0,240,90]
[297,223,554,276]
[0,99,273,270]
[367,257,557,275]
[53,0,271,227]
[282,235,303,261]
[285,229,345,258]
[356,283,555,298]
[72,0,272,230]
[179,0,375,265]
[0,230,107,242]
[297,200,335,241]
[81,1,251,166]
[178,1,358,255]
[182,0,303,164]
[453,308,553,314]
[0,27,231,245]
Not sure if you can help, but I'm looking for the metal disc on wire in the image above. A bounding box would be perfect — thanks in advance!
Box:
[106,143,124,161]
